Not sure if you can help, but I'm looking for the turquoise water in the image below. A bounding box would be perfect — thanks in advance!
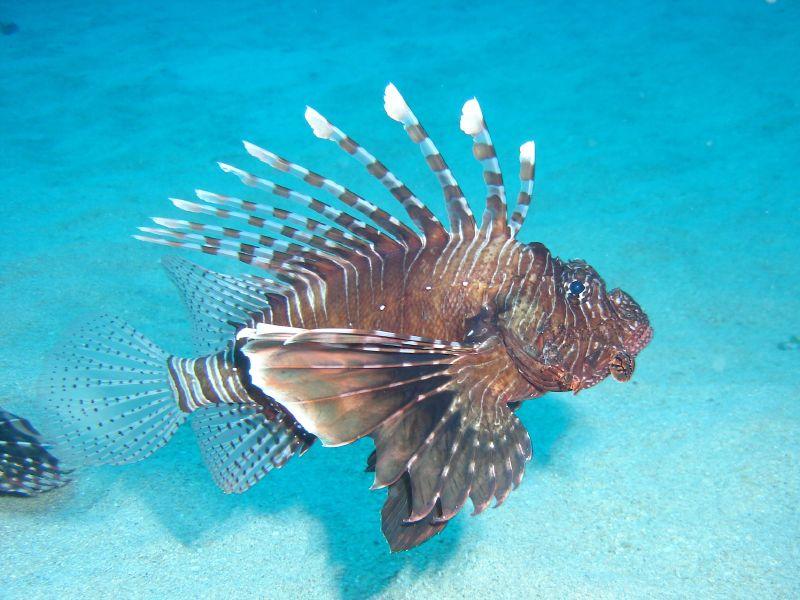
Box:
[1,0,798,597]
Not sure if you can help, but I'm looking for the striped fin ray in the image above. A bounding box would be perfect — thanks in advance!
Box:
[42,317,187,466]
[302,105,446,242]
[140,192,379,327]
[191,403,313,494]
[145,214,361,280]
[185,192,361,256]
[459,98,508,234]
[158,196,345,261]
[192,188,382,294]
[147,219,317,261]
[139,225,348,284]
[158,194,366,282]
[135,227,321,291]
[0,409,70,496]
[199,176,387,257]
[225,151,415,253]
[510,141,536,235]
[384,83,476,238]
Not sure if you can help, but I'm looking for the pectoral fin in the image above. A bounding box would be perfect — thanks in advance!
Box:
[240,325,534,551]
[241,327,470,446]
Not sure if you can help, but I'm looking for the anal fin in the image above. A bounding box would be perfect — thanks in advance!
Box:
[191,402,314,494]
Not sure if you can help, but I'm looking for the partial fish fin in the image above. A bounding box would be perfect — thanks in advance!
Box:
[0,408,70,496]
[459,98,508,235]
[189,189,382,275]
[222,154,410,256]
[384,84,476,238]
[303,105,447,243]
[381,472,448,552]
[161,256,282,353]
[191,403,314,494]
[241,327,468,446]
[43,317,187,466]
[214,163,387,247]
[509,141,536,236]
[365,449,377,472]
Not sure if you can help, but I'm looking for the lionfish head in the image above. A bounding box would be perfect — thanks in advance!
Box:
[517,257,652,394]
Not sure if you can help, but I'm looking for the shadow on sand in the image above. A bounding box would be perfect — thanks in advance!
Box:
[1,395,574,599]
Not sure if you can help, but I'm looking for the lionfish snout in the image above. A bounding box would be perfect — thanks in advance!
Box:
[608,287,652,357]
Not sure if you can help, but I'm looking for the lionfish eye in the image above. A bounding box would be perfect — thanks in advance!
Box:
[568,280,585,295]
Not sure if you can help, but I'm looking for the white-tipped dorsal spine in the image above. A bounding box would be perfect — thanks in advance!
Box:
[459,97,506,232]
[510,141,536,235]
[383,83,475,236]
[383,83,412,122]
[298,95,443,240]
[459,98,484,136]
[224,145,414,248]
[304,106,335,139]
[519,140,535,164]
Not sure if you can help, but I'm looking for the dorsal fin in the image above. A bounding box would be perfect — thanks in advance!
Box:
[233,144,418,251]
[303,105,446,244]
[161,256,282,353]
[459,98,508,235]
[510,141,536,236]
[384,83,476,239]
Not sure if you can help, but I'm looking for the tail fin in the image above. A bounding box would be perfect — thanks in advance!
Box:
[44,317,187,466]
[0,408,70,496]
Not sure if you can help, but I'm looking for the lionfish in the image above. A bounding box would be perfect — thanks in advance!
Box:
[0,408,69,496]
[25,85,651,551]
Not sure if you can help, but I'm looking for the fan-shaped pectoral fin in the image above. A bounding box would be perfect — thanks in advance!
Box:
[371,339,535,550]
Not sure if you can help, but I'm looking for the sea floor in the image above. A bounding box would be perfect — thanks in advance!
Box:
[0,1,798,598]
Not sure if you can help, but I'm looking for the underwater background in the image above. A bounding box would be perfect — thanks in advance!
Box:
[1,0,798,598]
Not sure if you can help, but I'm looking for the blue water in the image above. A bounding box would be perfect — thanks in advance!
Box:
[1,0,798,597]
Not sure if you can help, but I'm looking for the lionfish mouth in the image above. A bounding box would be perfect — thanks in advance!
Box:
[609,351,635,382]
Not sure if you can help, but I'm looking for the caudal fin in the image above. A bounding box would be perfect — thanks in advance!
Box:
[44,317,187,466]
[0,408,70,496]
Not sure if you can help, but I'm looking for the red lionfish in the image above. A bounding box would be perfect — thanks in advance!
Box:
[40,85,652,551]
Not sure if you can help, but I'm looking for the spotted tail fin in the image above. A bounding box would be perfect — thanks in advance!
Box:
[43,317,188,466]
[42,315,313,493]
[0,408,70,496]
